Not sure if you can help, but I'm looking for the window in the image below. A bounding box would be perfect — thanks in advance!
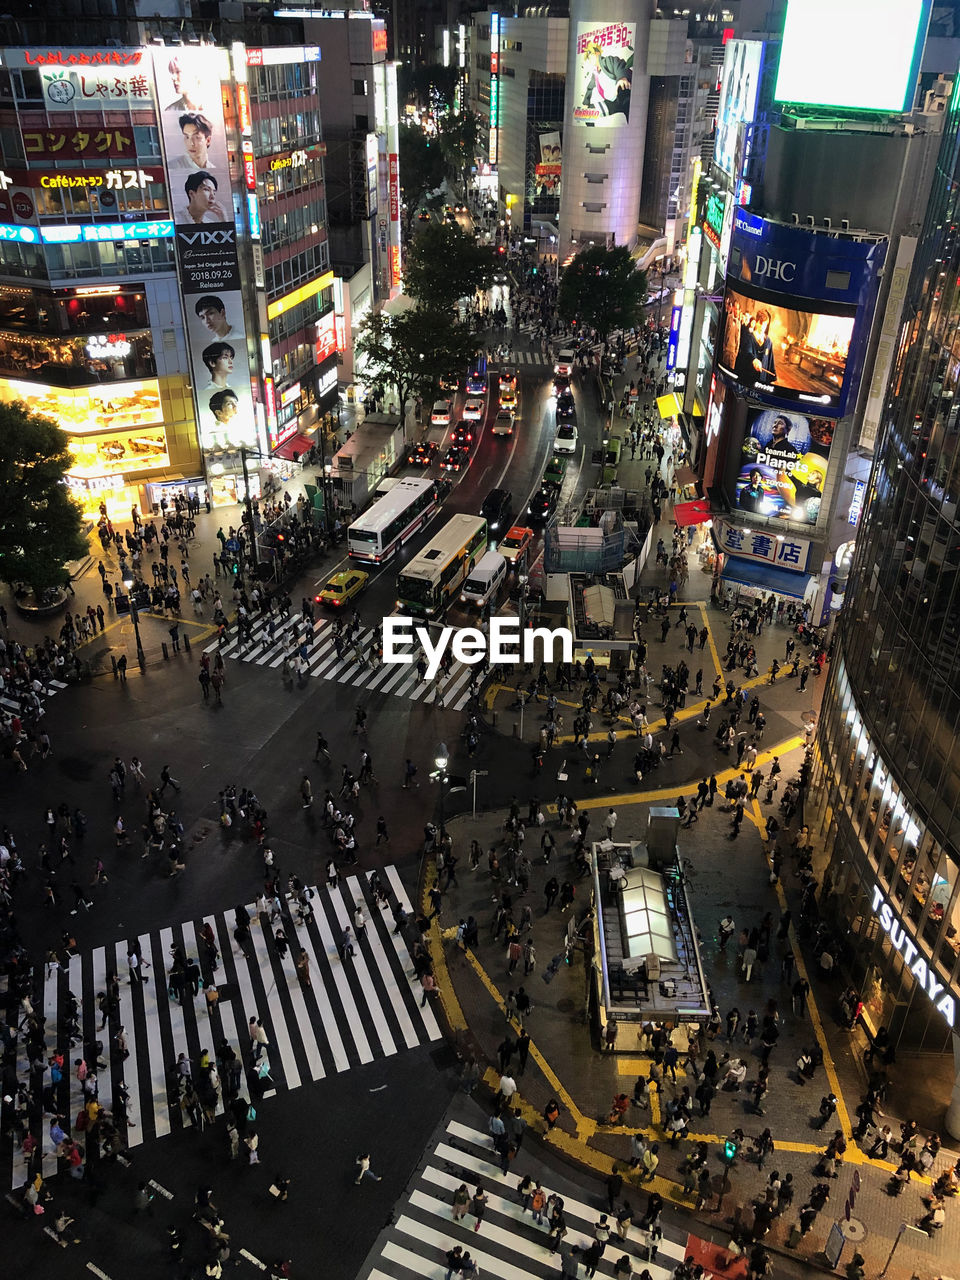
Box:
[353,79,367,96]
[355,114,369,131]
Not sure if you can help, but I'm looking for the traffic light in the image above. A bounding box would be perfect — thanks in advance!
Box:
[723,1137,739,1163]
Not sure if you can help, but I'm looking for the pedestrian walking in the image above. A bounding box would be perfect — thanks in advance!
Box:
[354,1153,382,1184]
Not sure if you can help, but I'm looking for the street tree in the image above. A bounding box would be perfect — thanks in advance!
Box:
[438,110,481,198]
[403,221,496,312]
[0,401,87,601]
[398,123,445,216]
[557,244,648,348]
[355,308,480,418]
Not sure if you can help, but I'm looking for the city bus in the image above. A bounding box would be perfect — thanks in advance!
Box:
[396,513,488,616]
[347,477,438,563]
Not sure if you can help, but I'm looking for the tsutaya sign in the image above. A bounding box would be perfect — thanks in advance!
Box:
[871,884,956,1028]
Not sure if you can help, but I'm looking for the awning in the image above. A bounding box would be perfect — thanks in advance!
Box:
[674,498,712,526]
[674,465,697,490]
[721,556,812,599]
[656,391,683,420]
[272,433,315,461]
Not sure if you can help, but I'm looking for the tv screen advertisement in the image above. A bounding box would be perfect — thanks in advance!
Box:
[573,22,635,128]
[715,40,763,177]
[734,406,834,524]
[717,281,855,411]
[722,210,886,413]
[774,0,931,114]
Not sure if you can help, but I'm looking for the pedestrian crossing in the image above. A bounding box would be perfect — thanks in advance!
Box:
[6,866,439,1190]
[203,616,481,710]
[0,677,68,718]
[359,1117,690,1280]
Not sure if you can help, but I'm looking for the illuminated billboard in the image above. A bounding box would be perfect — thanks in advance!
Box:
[714,40,763,177]
[717,280,855,411]
[722,210,886,413]
[153,47,258,452]
[774,0,931,114]
[534,131,561,196]
[573,22,635,127]
[734,406,834,525]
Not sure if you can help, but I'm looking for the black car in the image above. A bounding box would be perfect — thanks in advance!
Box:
[440,445,469,472]
[527,486,558,524]
[556,390,576,420]
[451,423,475,448]
[480,486,513,533]
[406,440,439,467]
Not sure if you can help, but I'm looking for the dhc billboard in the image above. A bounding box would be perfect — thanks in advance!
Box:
[716,211,886,416]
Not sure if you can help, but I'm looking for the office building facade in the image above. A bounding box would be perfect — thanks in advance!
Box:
[0,38,334,516]
[810,82,960,1135]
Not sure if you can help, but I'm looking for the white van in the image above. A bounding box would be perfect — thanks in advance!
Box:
[460,549,507,608]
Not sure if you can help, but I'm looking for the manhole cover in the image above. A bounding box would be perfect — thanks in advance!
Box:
[59,756,94,781]
[556,998,575,1014]
[840,1218,866,1241]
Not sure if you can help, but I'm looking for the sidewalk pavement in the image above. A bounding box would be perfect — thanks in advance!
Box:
[424,377,960,1276]
[423,773,958,1279]
[0,466,337,678]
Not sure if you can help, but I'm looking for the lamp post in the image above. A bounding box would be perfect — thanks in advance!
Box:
[122,572,146,668]
[435,741,449,835]
[238,446,260,570]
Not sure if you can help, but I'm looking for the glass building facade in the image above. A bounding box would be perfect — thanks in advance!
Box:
[811,87,960,1123]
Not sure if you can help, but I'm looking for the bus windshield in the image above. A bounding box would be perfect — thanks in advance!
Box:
[397,575,434,606]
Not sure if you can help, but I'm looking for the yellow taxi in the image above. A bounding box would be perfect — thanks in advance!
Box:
[315,569,369,608]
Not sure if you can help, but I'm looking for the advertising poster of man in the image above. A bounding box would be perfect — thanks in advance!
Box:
[153,48,257,452]
[714,40,763,177]
[718,282,855,410]
[735,407,834,524]
[573,22,635,127]
[534,131,562,196]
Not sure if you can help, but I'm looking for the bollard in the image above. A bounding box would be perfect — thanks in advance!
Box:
[111,655,118,679]
[513,722,519,738]
[161,641,169,660]
[491,710,498,727]
[183,632,191,654]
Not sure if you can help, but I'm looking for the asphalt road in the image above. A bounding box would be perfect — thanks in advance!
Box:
[1,286,613,1279]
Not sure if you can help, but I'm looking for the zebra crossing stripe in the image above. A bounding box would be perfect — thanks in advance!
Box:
[6,871,438,1191]
[206,617,482,710]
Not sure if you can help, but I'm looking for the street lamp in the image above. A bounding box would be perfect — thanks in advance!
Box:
[122,572,146,668]
[435,742,449,835]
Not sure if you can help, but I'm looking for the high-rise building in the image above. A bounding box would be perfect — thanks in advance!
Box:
[810,80,960,1136]
[0,36,335,515]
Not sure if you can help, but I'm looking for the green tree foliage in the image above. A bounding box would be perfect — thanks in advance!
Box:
[0,401,88,598]
[355,309,480,415]
[557,245,648,345]
[398,123,446,215]
[403,221,496,312]
[438,110,481,197]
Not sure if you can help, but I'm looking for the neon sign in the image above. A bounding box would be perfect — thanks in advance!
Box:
[871,884,956,1028]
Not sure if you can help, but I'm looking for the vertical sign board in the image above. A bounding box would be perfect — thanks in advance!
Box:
[153,47,258,451]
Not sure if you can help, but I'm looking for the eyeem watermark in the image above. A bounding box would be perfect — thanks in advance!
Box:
[382,617,573,680]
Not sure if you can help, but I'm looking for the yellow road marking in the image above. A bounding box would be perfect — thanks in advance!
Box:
[749,794,852,1140]
[563,735,803,812]
[699,603,724,680]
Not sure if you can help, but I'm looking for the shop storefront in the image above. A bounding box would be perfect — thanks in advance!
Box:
[0,374,172,521]
[812,656,960,1059]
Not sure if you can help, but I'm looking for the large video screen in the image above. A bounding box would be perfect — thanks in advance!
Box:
[774,0,931,114]
[717,280,856,411]
[715,40,763,177]
[734,406,835,525]
[573,21,635,128]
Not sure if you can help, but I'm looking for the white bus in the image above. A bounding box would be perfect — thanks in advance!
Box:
[347,477,437,563]
[396,513,488,617]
